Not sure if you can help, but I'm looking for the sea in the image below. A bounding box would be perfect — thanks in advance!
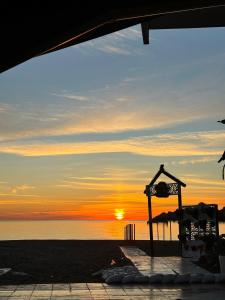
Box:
[0,220,225,240]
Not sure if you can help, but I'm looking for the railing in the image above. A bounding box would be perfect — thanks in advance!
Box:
[124,224,135,240]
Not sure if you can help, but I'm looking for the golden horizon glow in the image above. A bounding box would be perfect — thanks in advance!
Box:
[0,183,225,221]
[114,209,125,220]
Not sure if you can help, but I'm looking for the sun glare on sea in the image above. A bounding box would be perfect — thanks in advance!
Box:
[114,209,124,220]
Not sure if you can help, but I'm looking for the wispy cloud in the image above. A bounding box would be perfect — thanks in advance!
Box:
[68,171,148,182]
[184,177,225,187]
[11,184,35,194]
[0,102,10,113]
[95,45,131,55]
[1,56,225,142]
[0,193,39,197]
[57,181,142,192]
[51,92,89,101]
[0,130,223,157]
[74,26,142,56]
[171,157,216,165]
[0,183,37,198]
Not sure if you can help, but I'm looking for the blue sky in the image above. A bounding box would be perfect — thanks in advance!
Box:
[0,25,225,220]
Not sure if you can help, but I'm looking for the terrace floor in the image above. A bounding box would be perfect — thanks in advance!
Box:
[0,282,225,299]
[120,246,209,276]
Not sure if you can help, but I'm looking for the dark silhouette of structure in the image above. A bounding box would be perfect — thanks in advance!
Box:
[1,1,225,73]
[217,118,225,179]
[144,164,186,256]
[218,151,225,163]
[124,224,136,240]
[217,119,225,124]
[218,152,225,180]
[153,203,225,222]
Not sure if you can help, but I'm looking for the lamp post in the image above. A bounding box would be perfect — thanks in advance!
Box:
[144,164,186,257]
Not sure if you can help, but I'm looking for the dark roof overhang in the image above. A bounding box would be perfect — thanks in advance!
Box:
[1,1,225,73]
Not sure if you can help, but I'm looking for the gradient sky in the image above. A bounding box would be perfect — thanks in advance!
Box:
[0,25,225,220]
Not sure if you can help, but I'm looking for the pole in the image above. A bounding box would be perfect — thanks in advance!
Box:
[215,204,219,238]
[163,222,165,240]
[147,190,154,257]
[178,184,182,256]
[157,222,159,240]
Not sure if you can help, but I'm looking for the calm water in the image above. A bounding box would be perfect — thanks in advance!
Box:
[0,220,225,240]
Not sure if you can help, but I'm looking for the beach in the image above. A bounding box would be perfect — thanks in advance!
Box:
[0,240,179,285]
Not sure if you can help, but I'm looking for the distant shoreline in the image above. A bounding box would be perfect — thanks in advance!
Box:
[153,204,225,223]
[0,219,146,222]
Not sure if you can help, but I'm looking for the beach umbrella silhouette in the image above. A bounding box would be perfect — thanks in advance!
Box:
[217,119,225,124]
[217,119,225,179]
[218,151,225,180]
[218,151,225,163]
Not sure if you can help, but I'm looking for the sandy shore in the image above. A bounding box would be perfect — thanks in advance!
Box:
[0,240,179,284]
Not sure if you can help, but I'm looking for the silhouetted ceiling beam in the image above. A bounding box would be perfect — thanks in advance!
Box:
[141,22,150,44]
[140,4,225,45]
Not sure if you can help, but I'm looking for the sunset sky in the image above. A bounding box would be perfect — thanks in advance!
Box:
[0,25,225,220]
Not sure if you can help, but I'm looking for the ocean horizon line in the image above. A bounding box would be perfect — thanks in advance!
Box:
[0,219,146,222]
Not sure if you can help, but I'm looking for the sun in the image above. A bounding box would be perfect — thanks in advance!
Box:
[114,209,124,220]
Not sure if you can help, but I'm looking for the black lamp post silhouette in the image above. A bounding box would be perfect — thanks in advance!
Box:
[144,164,186,257]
